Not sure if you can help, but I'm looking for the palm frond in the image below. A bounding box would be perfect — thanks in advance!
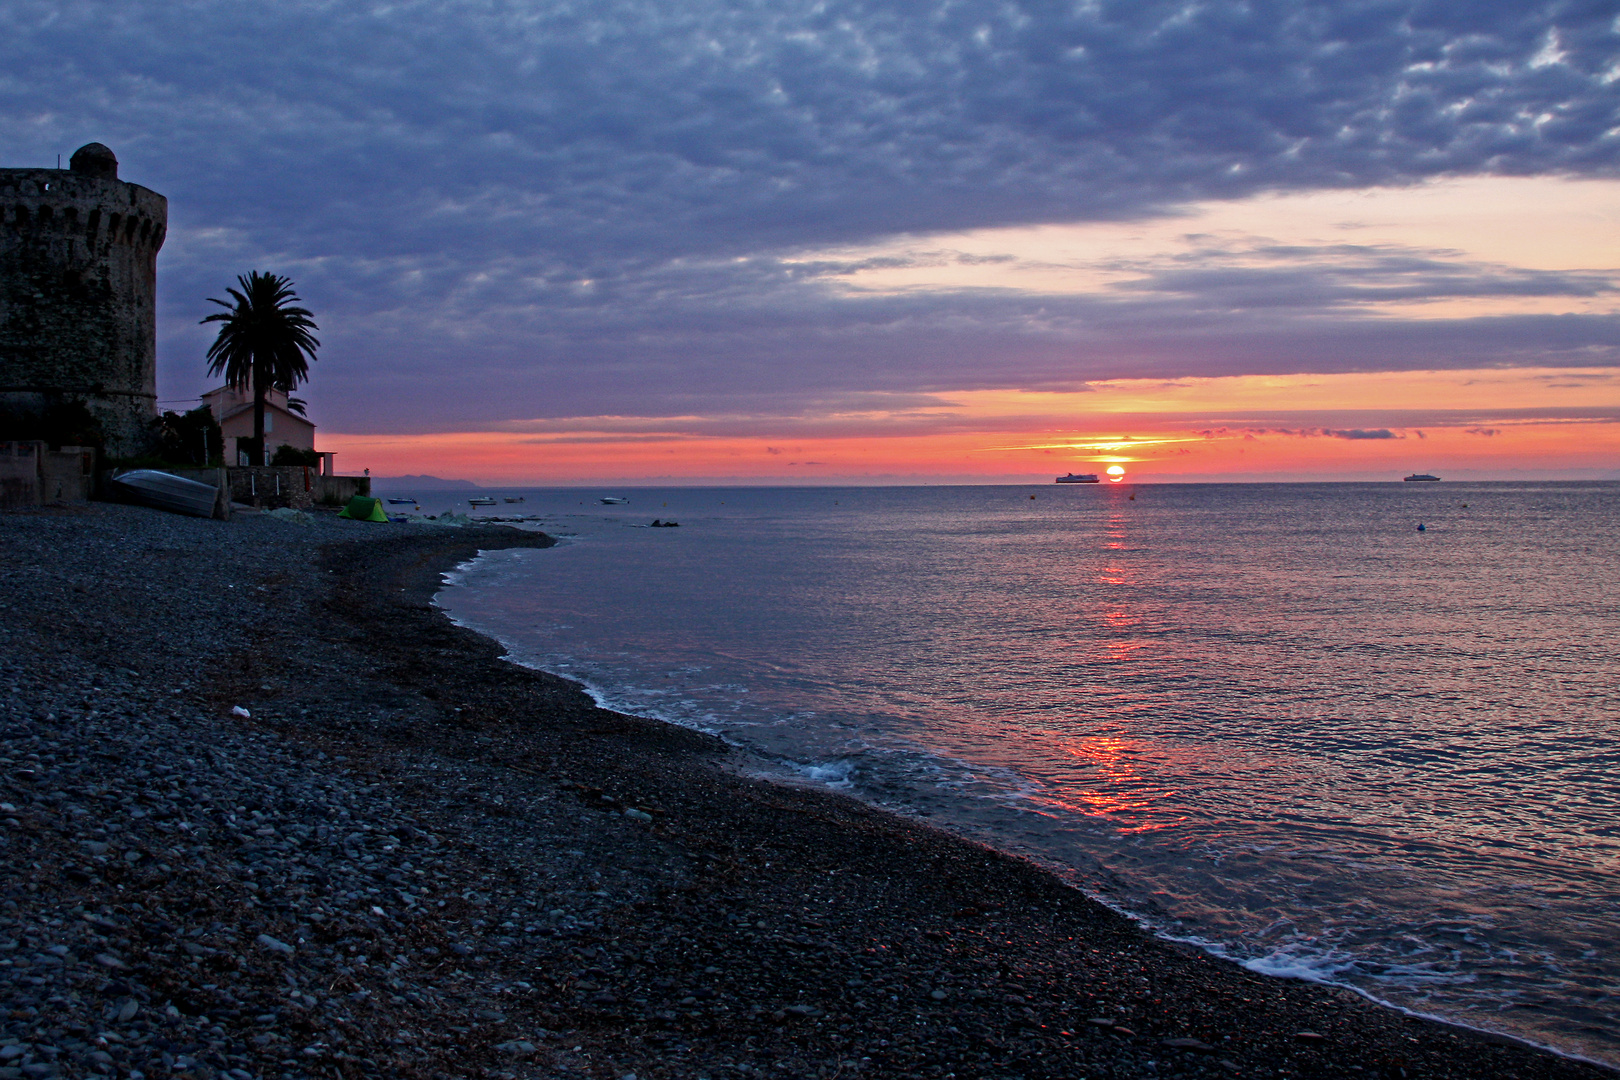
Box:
[199,271,321,462]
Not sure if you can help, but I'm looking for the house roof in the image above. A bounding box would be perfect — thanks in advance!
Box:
[213,399,315,428]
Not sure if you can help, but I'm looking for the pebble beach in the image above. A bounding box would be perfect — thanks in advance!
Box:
[0,502,1611,1080]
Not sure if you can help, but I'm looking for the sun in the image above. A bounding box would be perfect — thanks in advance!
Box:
[1106,465,1126,482]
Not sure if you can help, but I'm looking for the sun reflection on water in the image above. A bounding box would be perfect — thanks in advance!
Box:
[1037,735,1186,832]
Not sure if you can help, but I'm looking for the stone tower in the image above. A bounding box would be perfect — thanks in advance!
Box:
[0,143,167,456]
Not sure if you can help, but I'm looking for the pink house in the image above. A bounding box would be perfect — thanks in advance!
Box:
[201,384,334,472]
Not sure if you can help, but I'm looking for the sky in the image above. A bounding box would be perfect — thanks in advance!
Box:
[3,0,1618,483]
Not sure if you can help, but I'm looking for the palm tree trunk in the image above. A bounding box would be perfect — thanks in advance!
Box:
[253,365,267,466]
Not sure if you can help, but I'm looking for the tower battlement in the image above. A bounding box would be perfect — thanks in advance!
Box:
[1,144,167,456]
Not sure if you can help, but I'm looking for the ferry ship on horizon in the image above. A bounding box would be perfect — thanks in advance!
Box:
[1055,473,1100,484]
[1403,473,1441,482]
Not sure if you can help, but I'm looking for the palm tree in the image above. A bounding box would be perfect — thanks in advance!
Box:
[201,272,320,466]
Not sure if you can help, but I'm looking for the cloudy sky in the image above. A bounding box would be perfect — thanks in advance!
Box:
[4,0,1618,481]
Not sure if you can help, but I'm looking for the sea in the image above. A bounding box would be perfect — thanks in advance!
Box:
[421,482,1620,1065]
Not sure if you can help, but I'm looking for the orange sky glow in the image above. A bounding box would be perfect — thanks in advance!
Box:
[325,366,1620,484]
[319,178,1620,484]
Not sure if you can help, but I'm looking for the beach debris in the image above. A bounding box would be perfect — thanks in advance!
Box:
[495,1040,538,1058]
[231,705,251,718]
[256,933,295,957]
[1294,1031,1326,1042]
[268,507,313,524]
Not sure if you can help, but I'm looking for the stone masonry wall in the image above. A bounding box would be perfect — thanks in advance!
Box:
[0,150,167,457]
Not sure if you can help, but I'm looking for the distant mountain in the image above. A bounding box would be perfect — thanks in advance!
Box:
[371,474,483,490]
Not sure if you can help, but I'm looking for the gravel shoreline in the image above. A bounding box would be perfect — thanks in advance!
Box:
[0,502,1610,1080]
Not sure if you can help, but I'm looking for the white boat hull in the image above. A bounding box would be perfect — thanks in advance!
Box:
[113,470,220,519]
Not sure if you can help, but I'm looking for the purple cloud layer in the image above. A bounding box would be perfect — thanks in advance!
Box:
[1,0,1616,430]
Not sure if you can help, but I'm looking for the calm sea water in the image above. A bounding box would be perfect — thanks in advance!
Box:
[431,483,1620,1064]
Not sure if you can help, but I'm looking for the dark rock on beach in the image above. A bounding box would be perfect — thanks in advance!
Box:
[0,503,1610,1080]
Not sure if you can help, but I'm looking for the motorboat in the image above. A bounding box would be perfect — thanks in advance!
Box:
[112,469,220,518]
[468,496,498,506]
[504,496,525,503]
[1055,473,1100,484]
[1403,474,1441,482]
[600,497,628,505]
[385,497,417,505]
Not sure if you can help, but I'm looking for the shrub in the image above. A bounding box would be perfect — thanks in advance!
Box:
[151,407,224,466]
[270,444,321,467]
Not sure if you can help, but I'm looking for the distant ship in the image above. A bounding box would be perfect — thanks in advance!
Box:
[468,496,498,505]
[1055,473,1100,484]
[1403,474,1441,482]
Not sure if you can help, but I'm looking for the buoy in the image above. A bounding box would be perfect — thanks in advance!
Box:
[1417,523,1426,531]
[1030,495,1036,499]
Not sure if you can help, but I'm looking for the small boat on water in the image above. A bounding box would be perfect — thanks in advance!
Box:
[468,496,498,506]
[504,496,525,503]
[386,497,417,504]
[1055,473,1100,484]
[112,469,219,518]
[600,497,628,505]
[1404,474,1441,482]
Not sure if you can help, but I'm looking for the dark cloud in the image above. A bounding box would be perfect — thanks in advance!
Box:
[1119,243,1619,309]
[1,0,1615,427]
[1323,428,1401,439]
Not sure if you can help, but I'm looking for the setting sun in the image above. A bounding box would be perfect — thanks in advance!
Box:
[1106,465,1126,482]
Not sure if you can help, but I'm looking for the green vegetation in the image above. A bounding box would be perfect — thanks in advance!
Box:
[150,406,225,466]
[270,444,321,467]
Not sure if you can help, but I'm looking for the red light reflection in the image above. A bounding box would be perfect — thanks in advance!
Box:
[1034,735,1184,832]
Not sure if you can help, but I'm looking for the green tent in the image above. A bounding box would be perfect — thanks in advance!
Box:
[338,495,389,522]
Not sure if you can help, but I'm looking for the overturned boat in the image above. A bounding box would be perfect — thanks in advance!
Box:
[112,469,221,519]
